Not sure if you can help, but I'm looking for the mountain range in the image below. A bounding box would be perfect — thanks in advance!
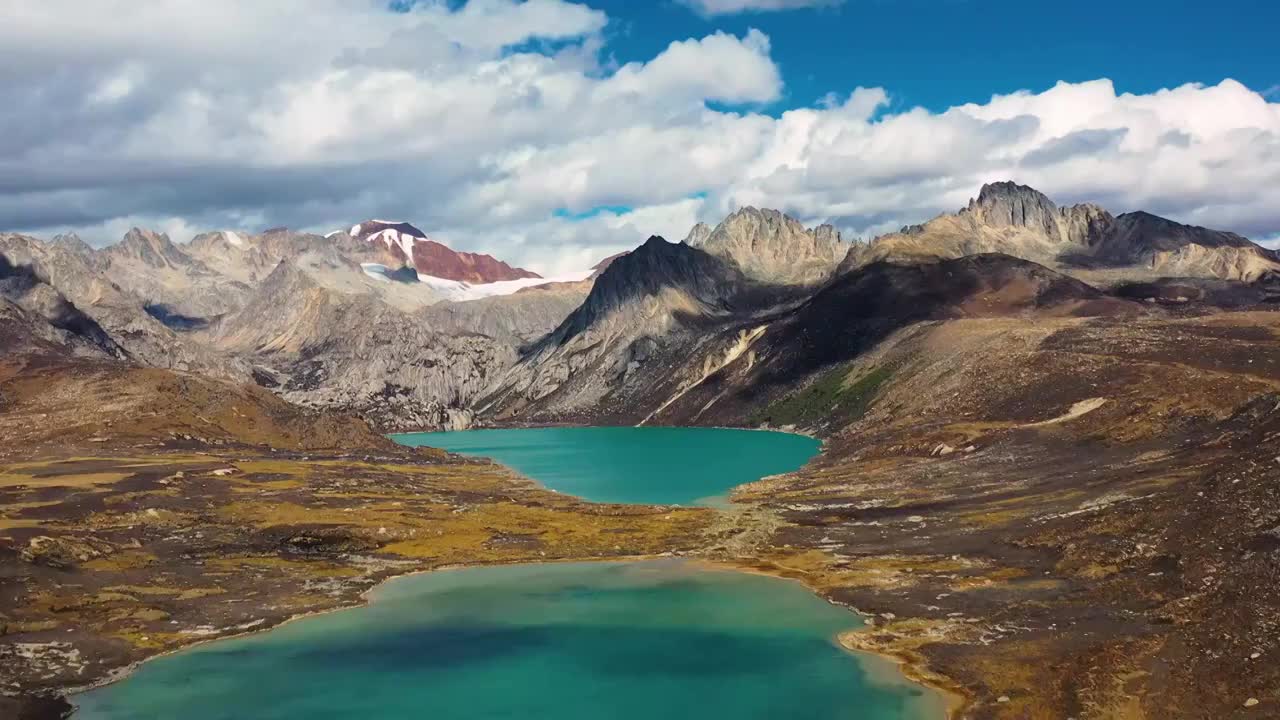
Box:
[4,180,1277,432]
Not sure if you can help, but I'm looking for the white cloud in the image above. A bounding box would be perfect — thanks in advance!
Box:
[676,0,844,16]
[1,1,1278,272]
[721,78,1280,242]
[603,29,780,106]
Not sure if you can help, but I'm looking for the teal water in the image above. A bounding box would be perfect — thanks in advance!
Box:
[390,426,821,505]
[74,561,944,720]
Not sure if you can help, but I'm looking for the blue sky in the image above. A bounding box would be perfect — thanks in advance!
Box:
[3,0,1278,271]
[590,0,1277,113]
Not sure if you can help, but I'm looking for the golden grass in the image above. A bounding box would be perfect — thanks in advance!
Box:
[0,471,131,488]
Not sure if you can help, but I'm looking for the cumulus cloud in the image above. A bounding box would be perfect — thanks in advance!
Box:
[722,78,1280,242]
[676,0,844,16]
[1,1,1278,274]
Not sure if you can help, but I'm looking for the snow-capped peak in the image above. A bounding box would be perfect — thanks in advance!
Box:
[369,228,417,261]
[343,218,540,284]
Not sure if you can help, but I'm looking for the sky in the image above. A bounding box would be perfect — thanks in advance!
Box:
[2,0,1278,273]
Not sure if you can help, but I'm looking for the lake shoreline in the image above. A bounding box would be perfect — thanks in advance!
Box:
[61,552,686,713]
[52,427,954,720]
[693,558,970,720]
[392,425,820,506]
[68,554,957,720]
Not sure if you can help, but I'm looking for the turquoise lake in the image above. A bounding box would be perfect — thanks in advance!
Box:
[73,428,942,720]
[74,561,944,720]
[390,426,821,505]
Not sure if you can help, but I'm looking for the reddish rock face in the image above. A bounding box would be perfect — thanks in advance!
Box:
[352,220,540,284]
[409,239,541,284]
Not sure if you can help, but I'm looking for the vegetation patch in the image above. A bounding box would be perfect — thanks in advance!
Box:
[751,364,895,428]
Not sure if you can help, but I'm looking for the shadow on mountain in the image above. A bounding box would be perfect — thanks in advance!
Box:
[144,302,214,330]
[0,254,125,356]
[771,253,1133,375]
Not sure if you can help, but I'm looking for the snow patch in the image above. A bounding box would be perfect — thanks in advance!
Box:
[418,270,592,301]
[362,263,590,300]
[349,223,362,237]
[361,263,394,282]
[222,230,244,247]
[368,228,418,260]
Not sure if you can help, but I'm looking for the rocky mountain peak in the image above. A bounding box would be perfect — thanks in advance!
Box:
[682,223,713,248]
[346,219,539,284]
[966,181,1062,237]
[350,220,428,242]
[963,181,1118,248]
[696,207,846,285]
[51,233,95,257]
[855,180,1278,281]
[716,206,806,237]
[112,228,191,270]
[811,223,842,246]
[557,236,742,338]
[188,230,249,255]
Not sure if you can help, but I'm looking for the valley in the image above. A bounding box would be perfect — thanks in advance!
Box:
[3,181,1280,719]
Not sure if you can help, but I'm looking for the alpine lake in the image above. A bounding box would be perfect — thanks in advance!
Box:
[73,428,946,720]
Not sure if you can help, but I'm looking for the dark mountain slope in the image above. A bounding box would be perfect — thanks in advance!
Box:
[774,253,1127,371]
[478,236,800,421]
[479,252,1137,428]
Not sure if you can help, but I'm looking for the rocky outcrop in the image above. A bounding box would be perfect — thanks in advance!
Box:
[418,287,587,345]
[103,228,193,270]
[0,256,123,358]
[0,234,247,380]
[203,261,520,431]
[688,208,847,285]
[51,232,95,258]
[186,229,326,285]
[855,181,1280,281]
[682,222,713,248]
[96,228,250,320]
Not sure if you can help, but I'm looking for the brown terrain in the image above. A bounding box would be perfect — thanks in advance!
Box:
[714,308,1280,719]
[4,182,1280,719]
[0,353,710,719]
